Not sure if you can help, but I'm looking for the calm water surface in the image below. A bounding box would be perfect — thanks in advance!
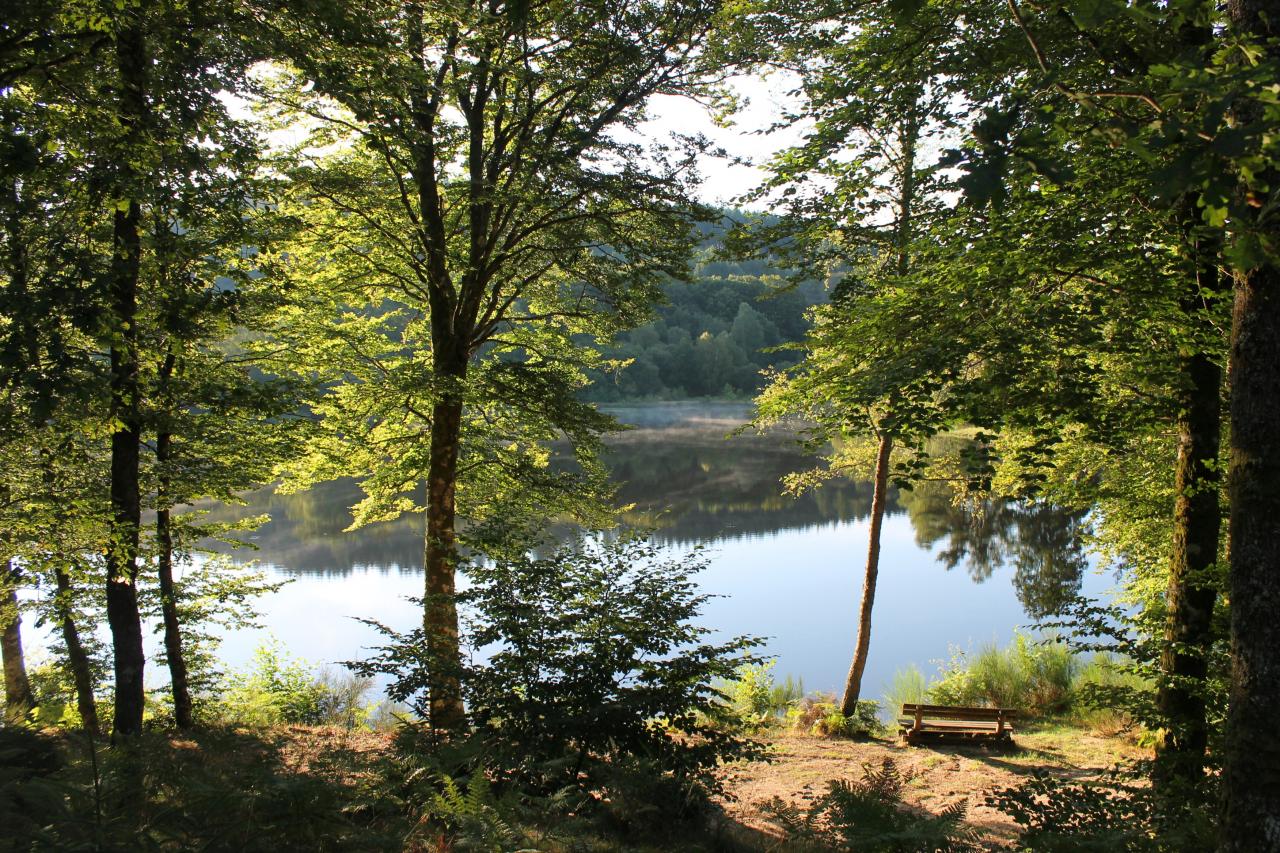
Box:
[200,402,1113,702]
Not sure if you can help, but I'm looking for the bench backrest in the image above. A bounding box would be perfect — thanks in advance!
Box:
[900,703,1018,721]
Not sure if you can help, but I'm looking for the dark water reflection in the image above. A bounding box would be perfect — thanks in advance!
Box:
[204,482,426,576]
[606,429,880,545]
[202,402,1104,696]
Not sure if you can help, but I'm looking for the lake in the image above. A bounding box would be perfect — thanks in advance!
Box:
[198,401,1114,704]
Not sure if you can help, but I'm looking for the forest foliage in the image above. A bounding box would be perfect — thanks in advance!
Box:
[2,0,1280,849]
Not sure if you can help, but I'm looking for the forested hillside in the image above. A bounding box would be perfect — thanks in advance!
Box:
[583,233,826,401]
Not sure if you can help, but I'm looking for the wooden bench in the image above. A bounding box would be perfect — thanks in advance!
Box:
[898,703,1017,745]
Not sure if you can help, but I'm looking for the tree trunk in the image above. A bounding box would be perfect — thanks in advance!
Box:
[1221,2,1280,849]
[2,560,35,723]
[840,432,893,715]
[425,391,467,731]
[156,431,193,728]
[1221,255,1280,853]
[54,565,101,736]
[104,17,148,738]
[1153,224,1224,801]
[839,108,916,717]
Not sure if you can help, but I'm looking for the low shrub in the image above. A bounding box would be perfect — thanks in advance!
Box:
[0,726,64,843]
[593,753,714,832]
[25,658,97,729]
[721,661,803,727]
[886,632,1122,720]
[220,641,374,728]
[406,772,518,853]
[313,667,379,729]
[1066,654,1140,735]
[930,634,1078,714]
[789,697,885,739]
[882,665,928,716]
[0,726,410,851]
[353,529,766,821]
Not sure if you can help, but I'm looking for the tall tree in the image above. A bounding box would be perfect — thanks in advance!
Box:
[136,84,297,728]
[266,0,733,728]
[928,0,1242,809]
[1220,0,1280,846]
[102,6,149,738]
[52,558,103,735]
[746,0,977,713]
[1157,201,1225,798]
[1,51,107,734]
[7,0,279,735]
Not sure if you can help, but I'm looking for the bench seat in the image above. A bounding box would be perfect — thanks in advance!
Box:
[898,703,1017,744]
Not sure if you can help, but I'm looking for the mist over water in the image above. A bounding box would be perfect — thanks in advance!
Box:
[199,402,1114,701]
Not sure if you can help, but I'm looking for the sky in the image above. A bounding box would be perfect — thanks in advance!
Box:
[232,68,806,211]
[642,73,806,209]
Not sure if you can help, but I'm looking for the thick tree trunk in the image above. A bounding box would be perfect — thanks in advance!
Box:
[54,565,101,736]
[425,391,467,731]
[104,18,148,738]
[1153,228,1224,801]
[1221,2,1280,849]
[1221,259,1280,853]
[155,431,192,728]
[2,561,35,723]
[840,432,893,715]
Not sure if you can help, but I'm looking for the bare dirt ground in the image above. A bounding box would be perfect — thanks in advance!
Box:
[715,722,1150,850]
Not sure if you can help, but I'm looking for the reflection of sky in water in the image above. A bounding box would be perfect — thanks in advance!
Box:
[186,402,1115,702]
[203,512,1113,702]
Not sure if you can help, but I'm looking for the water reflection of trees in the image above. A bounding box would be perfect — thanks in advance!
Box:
[604,429,880,546]
[897,481,1091,618]
[201,428,881,571]
[198,419,1092,619]
[199,481,426,575]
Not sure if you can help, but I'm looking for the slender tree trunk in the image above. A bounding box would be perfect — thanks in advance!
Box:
[5,177,40,372]
[104,17,148,738]
[54,565,101,736]
[1153,222,1224,801]
[155,431,192,728]
[2,560,35,723]
[838,108,918,716]
[840,432,893,714]
[4,179,39,725]
[425,388,467,731]
[1221,2,1280,849]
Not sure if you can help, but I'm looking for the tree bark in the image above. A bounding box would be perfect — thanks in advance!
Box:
[1221,252,1280,853]
[425,388,467,732]
[1221,2,1280,849]
[155,431,193,728]
[840,432,893,714]
[104,16,148,738]
[405,7,467,732]
[2,560,35,723]
[54,565,101,736]
[1153,222,1224,801]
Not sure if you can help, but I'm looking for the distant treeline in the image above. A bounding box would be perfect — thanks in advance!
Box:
[583,246,826,402]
